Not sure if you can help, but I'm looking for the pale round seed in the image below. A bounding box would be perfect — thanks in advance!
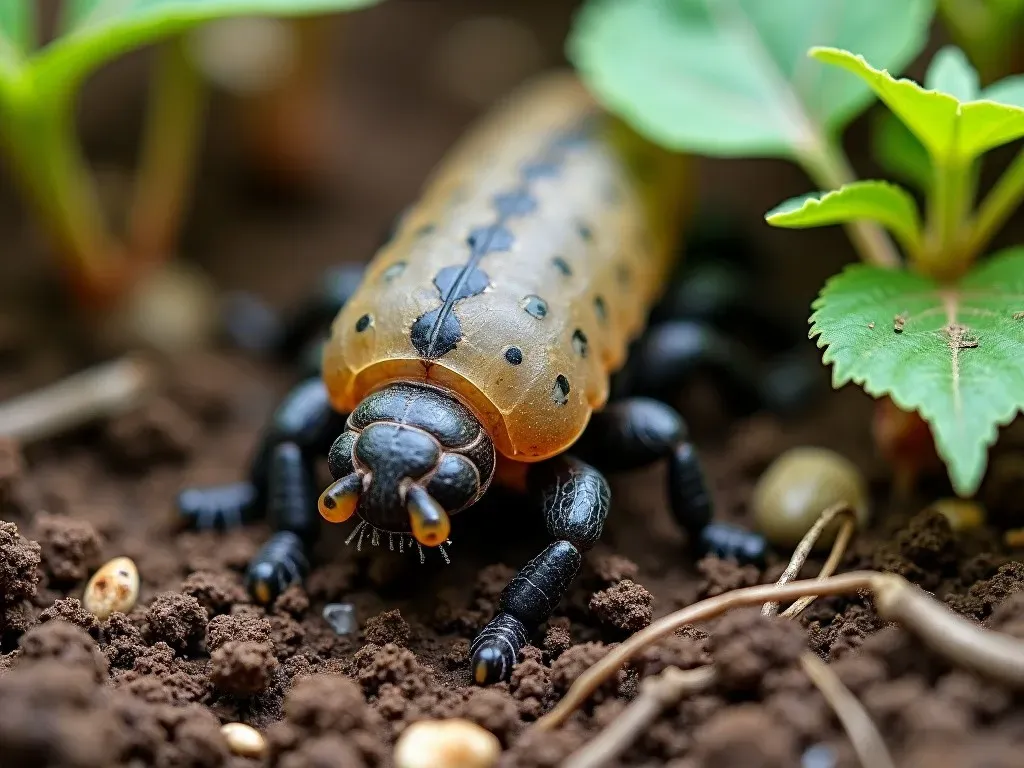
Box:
[752,447,869,549]
[221,722,266,758]
[82,556,140,621]
[394,718,500,768]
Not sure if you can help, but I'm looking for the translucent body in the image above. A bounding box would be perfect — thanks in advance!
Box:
[322,71,690,462]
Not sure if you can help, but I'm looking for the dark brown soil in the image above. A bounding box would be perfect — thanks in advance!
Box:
[3,2,1024,767]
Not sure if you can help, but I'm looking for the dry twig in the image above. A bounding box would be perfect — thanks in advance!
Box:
[763,502,859,618]
[800,652,895,768]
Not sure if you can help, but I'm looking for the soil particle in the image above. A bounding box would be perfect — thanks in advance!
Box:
[0,664,120,768]
[33,514,103,584]
[143,592,208,653]
[542,617,572,660]
[269,674,386,767]
[709,608,807,694]
[872,508,957,590]
[946,560,1024,619]
[207,612,272,651]
[499,727,585,768]
[17,620,108,683]
[100,612,146,669]
[550,642,626,705]
[589,579,653,635]
[689,705,799,768]
[901,739,1021,768]
[587,551,640,585]
[363,608,411,646]
[696,555,761,599]
[457,687,522,746]
[354,642,432,698]
[987,591,1024,638]
[269,614,306,659]
[102,396,200,470]
[508,655,552,720]
[38,597,100,638]
[210,640,279,696]
[637,626,711,677]
[276,735,368,768]
[181,570,248,616]
[805,600,885,660]
[0,520,40,600]
[272,585,310,619]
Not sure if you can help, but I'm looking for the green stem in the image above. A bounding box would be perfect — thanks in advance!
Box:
[968,145,1024,258]
[129,35,206,263]
[923,157,973,278]
[0,91,121,301]
[796,134,902,269]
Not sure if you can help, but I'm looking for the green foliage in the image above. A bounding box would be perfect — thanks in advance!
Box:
[766,182,922,256]
[813,46,1024,162]
[810,249,1024,494]
[566,0,934,159]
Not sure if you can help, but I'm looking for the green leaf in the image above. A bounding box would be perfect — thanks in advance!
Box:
[812,46,1024,162]
[871,111,931,191]
[0,1,32,75]
[982,74,1024,108]
[566,0,934,158]
[766,181,922,256]
[924,45,978,101]
[31,0,384,93]
[810,247,1024,495]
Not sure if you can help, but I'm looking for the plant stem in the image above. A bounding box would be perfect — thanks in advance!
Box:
[797,135,902,269]
[1,95,123,304]
[968,145,1024,258]
[129,35,206,266]
[923,156,974,278]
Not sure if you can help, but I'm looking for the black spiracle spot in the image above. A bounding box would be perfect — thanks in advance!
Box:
[355,314,373,332]
[593,295,607,323]
[521,295,548,319]
[382,262,406,282]
[572,329,588,358]
[576,221,593,241]
[503,346,523,366]
[551,256,572,276]
[552,375,570,406]
[616,264,631,284]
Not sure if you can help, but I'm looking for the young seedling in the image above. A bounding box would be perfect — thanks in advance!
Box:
[0,1,382,309]
[567,0,1024,499]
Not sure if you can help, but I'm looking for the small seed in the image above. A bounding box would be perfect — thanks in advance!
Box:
[394,718,500,768]
[221,722,266,758]
[927,498,985,532]
[752,446,869,548]
[83,556,139,620]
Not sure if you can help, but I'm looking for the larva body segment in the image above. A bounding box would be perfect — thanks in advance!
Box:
[322,71,690,463]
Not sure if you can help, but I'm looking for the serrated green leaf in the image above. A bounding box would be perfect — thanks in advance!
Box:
[31,0,383,94]
[766,181,922,256]
[810,248,1024,495]
[924,45,978,101]
[0,1,32,76]
[812,46,1024,163]
[871,111,931,191]
[566,0,934,158]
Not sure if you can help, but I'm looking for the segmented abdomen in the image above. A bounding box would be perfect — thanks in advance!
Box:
[322,71,690,461]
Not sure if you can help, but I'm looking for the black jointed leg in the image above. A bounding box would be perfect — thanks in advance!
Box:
[576,397,766,564]
[176,378,342,603]
[471,456,609,684]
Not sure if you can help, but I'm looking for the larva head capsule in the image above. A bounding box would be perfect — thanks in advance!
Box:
[319,382,495,548]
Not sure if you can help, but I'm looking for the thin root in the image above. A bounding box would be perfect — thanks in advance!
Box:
[801,652,895,768]
[535,570,1024,732]
[763,502,859,619]
[560,666,718,768]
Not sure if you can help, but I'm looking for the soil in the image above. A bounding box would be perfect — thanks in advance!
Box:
[3,2,1024,767]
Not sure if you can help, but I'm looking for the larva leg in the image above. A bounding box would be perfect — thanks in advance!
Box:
[470,455,609,685]
[575,398,767,566]
[176,378,342,601]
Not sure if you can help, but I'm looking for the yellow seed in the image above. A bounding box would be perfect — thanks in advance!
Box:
[394,718,500,768]
[752,447,869,549]
[1005,528,1024,548]
[927,498,985,532]
[221,722,266,758]
[82,556,140,620]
